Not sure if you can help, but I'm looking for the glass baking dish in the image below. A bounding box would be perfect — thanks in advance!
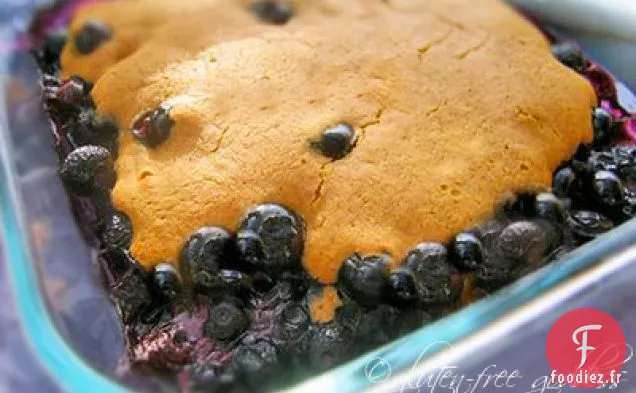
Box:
[0,1,635,392]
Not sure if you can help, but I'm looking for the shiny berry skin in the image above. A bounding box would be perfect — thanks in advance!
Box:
[231,339,279,382]
[403,243,447,273]
[495,221,547,264]
[59,145,115,195]
[592,107,614,145]
[190,368,240,393]
[612,145,636,168]
[274,303,310,346]
[45,76,92,113]
[179,227,232,292]
[204,301,249,340]
[593,170,625,208]
[337,254,390,306]
[41,29,67,63]
[112,263,151,323]
[386,268,419,307]
[67,110,119,154]
[568,210,614,241]
[621,191,636,219]
[551,42,586,73]
[132,104,174,148]
[552,166,577,198]
[403,243,461,305]
[307,322,353,370]
[236,204,304,275]
[613,145,636,184]
[101,211,133,249]
[217,269,248,296]
[250,1,294,25]
[311,123,357,160]
[587,150,616,173]
[353,304,407,348]
[74,20,111,54]
[534,192,566,224]
[450,232,484,271]
[151,263,181,301]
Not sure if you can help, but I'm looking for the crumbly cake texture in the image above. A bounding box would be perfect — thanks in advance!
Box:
[62,0,595,283]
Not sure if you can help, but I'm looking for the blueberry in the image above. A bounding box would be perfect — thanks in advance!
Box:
[502,191,537,217]
[552,166,577,198]
[191,368,241,393]
[403,243,461,305]
[568,210,614,241]
[450,233,484,271]
[403,242,447,272]
[334,302,427,349]
[131,104,175,148]
[593,170,625,208]
[250,1,294,25]
[621,191,636,219]
[42,29,67,62]
[151,263,181,301]
[45,76,93,112]
[59,145,115,195]
[592,107,614,146]
[112,263,151,323]
[101,211,133,249]
[310,123,357,160]
[249,271,276,293]
[397,308,434,335]
[204,300,249,340]
[613,146,636,185]
[236,204,304,275]
[74,20,111,54]
[534,192,566,224]
[218,269,248,296]
[231,339,279,382]
[612,145,636,168]
[68,110,119,154]
[495,221,547,264]
[101,247,135,281]
[353,304,402,349]
[179,227,232,292]
[551,42,586,73]
[278,270,312,299]
[337,253,390,306]
[475,262,514,292]
[587,150,617,173]
[307,322,353,370]
[274,303,310,346]
[386,268,419,307]
[192,269,245,300]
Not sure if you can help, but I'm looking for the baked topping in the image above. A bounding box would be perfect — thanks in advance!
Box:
[59,0,596,284]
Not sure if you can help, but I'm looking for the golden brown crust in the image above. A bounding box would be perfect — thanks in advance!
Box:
[63,0,595,283]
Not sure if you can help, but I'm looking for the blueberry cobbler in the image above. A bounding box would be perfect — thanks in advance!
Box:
[32,0,636,391]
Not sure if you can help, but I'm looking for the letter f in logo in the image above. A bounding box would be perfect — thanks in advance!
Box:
[572,324,602,368]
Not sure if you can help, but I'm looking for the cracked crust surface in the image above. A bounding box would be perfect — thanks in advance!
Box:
[64,0,595,283]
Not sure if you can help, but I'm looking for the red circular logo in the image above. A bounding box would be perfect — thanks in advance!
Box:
[546,308,626,388]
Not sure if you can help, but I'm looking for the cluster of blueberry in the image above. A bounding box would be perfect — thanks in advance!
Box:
[33,22,635,392]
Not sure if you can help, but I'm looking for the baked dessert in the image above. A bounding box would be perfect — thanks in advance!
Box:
[33,0,636,391]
